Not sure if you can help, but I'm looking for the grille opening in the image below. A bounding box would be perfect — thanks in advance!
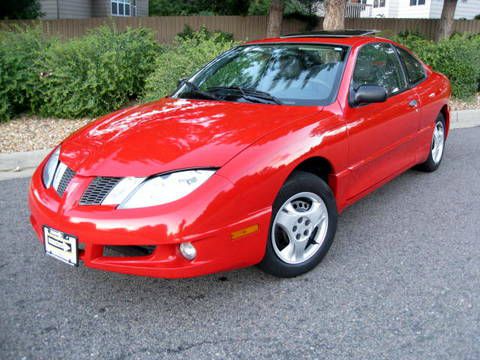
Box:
[54,165,75,197]
[80,177,122,205]
[103,245,156,257]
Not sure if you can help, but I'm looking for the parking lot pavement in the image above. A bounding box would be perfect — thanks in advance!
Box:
[1,127,479,360]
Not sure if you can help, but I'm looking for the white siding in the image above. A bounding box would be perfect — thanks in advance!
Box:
[358,0,480,19]
[58,0,92,19]
[371,1,390,17]
[40,0,148,19]
[92,0,110,17]
[135,0,149,16]
[39,0,59,19]
[391,0,433,18]
[422,0,480,19]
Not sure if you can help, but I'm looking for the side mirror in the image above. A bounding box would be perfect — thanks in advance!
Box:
[353,85,387,106]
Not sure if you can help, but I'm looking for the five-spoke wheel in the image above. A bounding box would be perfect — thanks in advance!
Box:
[431,120,445,164]
[272,192,329,265]
[259,171,337,278]
[417,113,446,172]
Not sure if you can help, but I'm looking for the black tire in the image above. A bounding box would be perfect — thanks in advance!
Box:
[416,113,446,172]
[258,171,338,278]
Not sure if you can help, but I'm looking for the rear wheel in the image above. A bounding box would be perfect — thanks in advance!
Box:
[416,113,446,172]
[259,171,337,278]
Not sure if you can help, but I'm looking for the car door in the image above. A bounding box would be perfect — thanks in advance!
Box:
[344,42,421,200]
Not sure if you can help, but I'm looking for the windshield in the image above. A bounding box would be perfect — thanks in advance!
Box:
[173,44,349,106]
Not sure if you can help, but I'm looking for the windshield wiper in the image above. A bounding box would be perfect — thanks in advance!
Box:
[180,80,219,101]
[207,86,282,105]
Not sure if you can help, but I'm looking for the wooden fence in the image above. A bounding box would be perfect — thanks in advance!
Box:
[1,16,479,42]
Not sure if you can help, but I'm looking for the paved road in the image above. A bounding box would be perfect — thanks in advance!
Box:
[1,128,479,360]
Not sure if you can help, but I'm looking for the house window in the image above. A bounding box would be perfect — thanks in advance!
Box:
[410,0,425,5]
[112,0,134,16]
[373,0,385,7]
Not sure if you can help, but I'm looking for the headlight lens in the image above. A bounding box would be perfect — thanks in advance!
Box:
[115,170,215,209]
[42,147,60,188]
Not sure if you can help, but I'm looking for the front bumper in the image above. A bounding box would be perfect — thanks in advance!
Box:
[29,165,271,278]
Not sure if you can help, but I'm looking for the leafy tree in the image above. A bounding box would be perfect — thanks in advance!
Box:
[436,0,458,41]
[249,0,319,16]
[0,0,43,20]
[149,0,318,16]
[149,0,250,16]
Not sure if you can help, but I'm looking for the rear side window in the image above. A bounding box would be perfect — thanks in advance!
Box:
[396,47,426,85]
[352,43,406,96]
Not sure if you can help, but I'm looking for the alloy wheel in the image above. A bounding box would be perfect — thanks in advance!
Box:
[431,121,445,164]
[272,192,329,265]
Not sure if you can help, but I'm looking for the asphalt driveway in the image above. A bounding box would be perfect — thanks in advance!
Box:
[1,127,479,360]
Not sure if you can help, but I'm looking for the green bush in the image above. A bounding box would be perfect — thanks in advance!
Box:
[142,28,236,102]
[0,27,49,121]
[393,32,480,98]
[177,25,234,42]
[33,26,161,118]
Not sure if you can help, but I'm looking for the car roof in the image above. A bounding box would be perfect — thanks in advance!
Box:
[282,30,378,38]
[245,31,392,47]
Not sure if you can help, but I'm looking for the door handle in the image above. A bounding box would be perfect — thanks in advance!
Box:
[408,99,418,108]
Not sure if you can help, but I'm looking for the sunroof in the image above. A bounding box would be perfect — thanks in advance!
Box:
[281,30,378,38]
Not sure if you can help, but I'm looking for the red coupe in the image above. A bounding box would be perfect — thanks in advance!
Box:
[29,31,451,278]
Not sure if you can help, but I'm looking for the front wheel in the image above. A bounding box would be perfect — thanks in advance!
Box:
[416,113,446,172]
[259,171,338,278]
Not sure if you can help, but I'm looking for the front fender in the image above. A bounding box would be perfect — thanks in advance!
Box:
[217,110,348,217]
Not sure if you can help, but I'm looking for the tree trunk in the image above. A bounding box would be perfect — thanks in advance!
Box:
[266,0,284,38]
[323,0,346,31]
[436,0,457,41]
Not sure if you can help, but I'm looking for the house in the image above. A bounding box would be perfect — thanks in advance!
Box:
[39,0,149,19]
[348,0,480,19]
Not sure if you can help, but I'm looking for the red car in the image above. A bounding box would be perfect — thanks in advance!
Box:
[29,31,450,278]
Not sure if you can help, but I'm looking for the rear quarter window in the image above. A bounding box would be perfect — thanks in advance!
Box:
[396,47,426,85]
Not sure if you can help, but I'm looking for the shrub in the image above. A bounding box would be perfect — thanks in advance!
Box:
[142,28,236,102]
[177,25,234,42]
[0,27,49,121]
[33,26,160,118]
[393,32,480,98]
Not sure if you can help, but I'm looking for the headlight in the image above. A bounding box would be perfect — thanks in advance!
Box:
[106,170,215,209]
[42,147,60,188]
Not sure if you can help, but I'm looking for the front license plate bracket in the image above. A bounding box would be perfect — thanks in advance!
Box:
[43,226,78,266]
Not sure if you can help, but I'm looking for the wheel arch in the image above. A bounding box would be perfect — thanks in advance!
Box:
[287,156,337,195]
[440,104,450,138]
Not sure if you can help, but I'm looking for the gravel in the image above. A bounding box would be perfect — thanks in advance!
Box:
[449,93,480,111]
[0,116,91,153]
[0,128,479,360]
[0,94,479,154]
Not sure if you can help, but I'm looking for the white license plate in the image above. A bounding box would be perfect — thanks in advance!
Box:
[44,226,78,266]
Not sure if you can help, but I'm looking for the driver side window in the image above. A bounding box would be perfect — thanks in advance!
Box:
[352,43,407,96]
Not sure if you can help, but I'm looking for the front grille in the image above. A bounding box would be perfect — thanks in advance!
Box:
[56,167,75,197]
[52,162,75,197]
[80,177,122,205]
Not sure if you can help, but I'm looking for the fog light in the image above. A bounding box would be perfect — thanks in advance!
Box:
[179,242,197,260]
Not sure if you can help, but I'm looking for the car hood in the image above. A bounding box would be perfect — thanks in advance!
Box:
[61,98,322,177]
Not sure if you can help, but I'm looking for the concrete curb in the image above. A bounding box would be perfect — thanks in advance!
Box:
[0,149,50,181]
[1,110,479,182]
[450,109,480,129]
